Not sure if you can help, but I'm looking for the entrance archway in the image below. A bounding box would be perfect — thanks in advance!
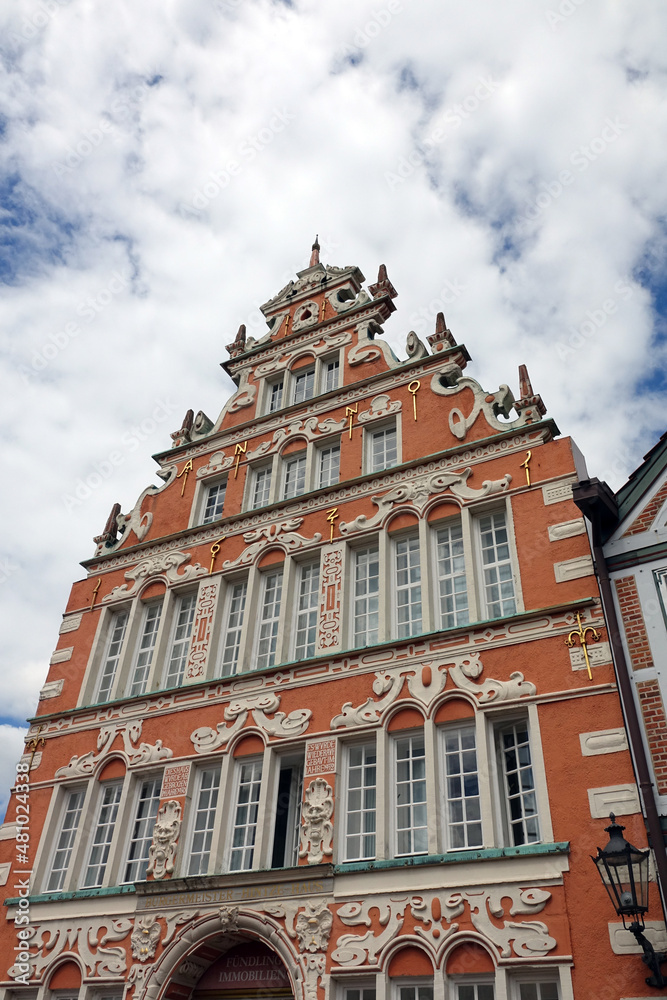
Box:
[193,941,293,1000]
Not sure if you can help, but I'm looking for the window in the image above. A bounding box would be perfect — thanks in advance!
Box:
[256,571,283,670]
[477,511,516,618]
[282,453,307,499]
[251,465,272,509]
[229,758,262,871]
[457,984,494,1000]
[81,781,122,888]
[164,593,196,687]
[218,580,247,676]
[123,776,162,882]
[268,379,284,413]
[368,423,397,473]
[343,986,376,1000]
[323,358,340,393]
[96,609,128,703]
[202,480,226,523]
[353,546,379,647]
[436,522,469,628]
[294,561,319,660]
[442,725,482,850]
[397,985,433,1000]
[516,984,559,1000]
[46,787,85,891]
[344,743,376,861]
[395,733,428,856]
[395,535,422,637]
[293,367,315,404]
[496,721,540,845]
[129,601,163,696]
[271,756,303,868]
[188,765,221,876]
[318,442,340,488]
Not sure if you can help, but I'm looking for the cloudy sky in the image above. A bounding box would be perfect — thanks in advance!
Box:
[1,0,666,814]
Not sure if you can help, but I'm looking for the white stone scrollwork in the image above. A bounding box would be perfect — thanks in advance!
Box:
[163,910,199,945]
[55,720,173,778]
[340,468,511,535]
[147,800,182,880]
[191,693,312,753]
[456,887,556,958]
[222,519,322,570]
[8,916,133,980]
[449,653,536,703]
[358,394,401,423]
[301,954,326,1000]
[127,964,151,996]
[131,915,162,961]
[102,550,208,602]
[95,465,178,555]
[293,300,320,330]
[430,372,526,441]
[295,900,333,952]
[228,372,258,413]
[332,898,408,967]
[299,778,334,864]
[196,451,235,478]
[331,655,535,729]
[273,414,348,449]
[219,905,240,933]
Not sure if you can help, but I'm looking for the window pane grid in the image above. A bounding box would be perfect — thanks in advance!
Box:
[219,581,247,675]
[230,759,262,870]
[318,444,340,488]
[396,535,422,637]
[124,776,162,882]
[81,782,122,888]
[256,571,283,670]
[353,546,379,647]
[252,467,272,509]
[443,726,482,849]
[294,562,320,660]
[436,523,469,628]
[370,425,397,472]
[478,512,516,618]
[283,455,307,499]
[129,602,162,696]
[164,593,197,687]
[458,985,494,1000]
[395,734,428,855]
[47,788,85,891]
[518,984,559,1000]
[399,986,433,1000]
[324,359,340,393]
[269,380,284,412]
[499,722,540,845]
[202,481,226,523]
[345,743,377,861]
[97,610,128,702]
[189,766,221,875]
[293,368,315,404]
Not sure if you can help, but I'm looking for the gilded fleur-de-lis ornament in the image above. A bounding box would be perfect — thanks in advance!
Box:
[565,611,601,680]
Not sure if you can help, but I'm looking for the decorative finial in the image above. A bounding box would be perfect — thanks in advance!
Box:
[225,323,247,359]
[514,364,546,422]
[369,263,397,299]
[93,502,121,547]
[435,312,447,335]
[309,235,320,268]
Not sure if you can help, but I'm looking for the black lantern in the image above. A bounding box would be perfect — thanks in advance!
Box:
[592,814,667,989]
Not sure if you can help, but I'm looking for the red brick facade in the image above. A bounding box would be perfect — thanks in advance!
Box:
[614,574,654,670]
[623,479,667,536]
[637,678,667,795]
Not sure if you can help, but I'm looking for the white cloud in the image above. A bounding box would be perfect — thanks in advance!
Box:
[0,726,29,820]
[1,0,667,796]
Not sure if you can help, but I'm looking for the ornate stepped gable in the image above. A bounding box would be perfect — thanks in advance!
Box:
[1,244,648,1000]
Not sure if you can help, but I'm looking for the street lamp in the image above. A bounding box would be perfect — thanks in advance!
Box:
[592,813,667,989]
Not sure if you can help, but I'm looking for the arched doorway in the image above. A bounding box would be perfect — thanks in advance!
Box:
[193,941,294,1000]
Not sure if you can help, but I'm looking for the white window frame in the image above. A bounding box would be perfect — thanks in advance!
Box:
[266,376,285,414]
[249,462,273,510]
[44,785,86,892]
[440,722,483,852]
[448,976,495,1000]
[337,979,377,1000]
[475,508,518,620]
[494,717,541,847]
[163,591,197,688]
[94,608,130,703]
[121,774,162,883]
[282,451,307,500]
[321,355,341,394]
[510,977,561,1000]
[200,477,228,525]
[364,419,400,474]
[352,543,380,648]
[227,756,263,871]
[293,559,320,661]
[254,569,284,671]
[292,365,316,405]
[341,740,377,862]
[393,731,428,857]
[269,752,304,869]
[186,764,222,876]
[433,518,470,630]
[393,980,434,1000]
[393,532,423,639]
[127,599,164,696]
[317,439,341,489]
[216,576,248,676]
[80,779,124,889]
